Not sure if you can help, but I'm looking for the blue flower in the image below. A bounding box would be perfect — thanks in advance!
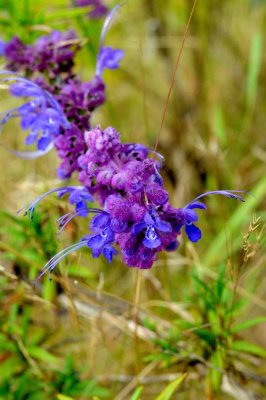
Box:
[58,186,93,215]
[182,201,207,242]
[95,5,124,76]
[0,72,69,153]
[183,190,246,242]
[86,213,118,262]
[132,210,172,249]
[0,39,6,56]
[96,46,124,76]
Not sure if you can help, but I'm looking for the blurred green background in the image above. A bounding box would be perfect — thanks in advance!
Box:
[0,0,266,399]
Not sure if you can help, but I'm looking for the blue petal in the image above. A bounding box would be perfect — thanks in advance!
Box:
[132,221,147,235]
[87,234,105,256]
[154,218,172,233]
[143,235,161,249]
[96,46,124,76]
[144,212,154,225]
[76,202,89,216]
[185,223,201,242]
[103,246,118,263]
[184,208,198,223]
[90,213,110,231]
[69,188,93,204]
[37,136,52,151]
[186,201,207,210]
[25,131,38,145]
[143,227,161,249]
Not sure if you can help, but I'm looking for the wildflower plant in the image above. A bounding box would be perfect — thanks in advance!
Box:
[0,3,247,282]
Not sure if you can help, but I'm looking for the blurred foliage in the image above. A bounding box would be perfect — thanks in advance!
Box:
[0,0,266,399]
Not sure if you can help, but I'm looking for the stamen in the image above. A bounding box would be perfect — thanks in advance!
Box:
[34,240,88,283]
[99,4,122,49]
[186,190,248,208]
[17,186,88,220]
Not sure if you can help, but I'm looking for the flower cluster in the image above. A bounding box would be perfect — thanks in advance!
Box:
[20,123,245,278]
[0,6,246,282]
[0,7,124,178]
[3,30,80,78]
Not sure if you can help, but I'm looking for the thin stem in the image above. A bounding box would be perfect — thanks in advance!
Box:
[133,268,142,373]
[153,0,198,155]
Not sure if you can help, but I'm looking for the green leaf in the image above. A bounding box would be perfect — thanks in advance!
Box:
[232,340,266,358]
[56,395,74,400]
[155,374,187,400]
[130,386,143,400]
[210,349,224,392]
[28,346,60,365]
[230,316,266,333]
[0,355,23,380]
[194,328,216,348]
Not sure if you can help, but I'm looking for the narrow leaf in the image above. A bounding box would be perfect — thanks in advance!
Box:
[230,316,266,333]
[28,346,60,364]
[232,340,266,358]
[130,386,143,400]
[155,374,187,400]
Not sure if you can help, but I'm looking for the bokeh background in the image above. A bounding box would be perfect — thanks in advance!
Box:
[0,0,265,399]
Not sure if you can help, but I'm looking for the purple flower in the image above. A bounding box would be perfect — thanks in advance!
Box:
[4,31,79,78]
